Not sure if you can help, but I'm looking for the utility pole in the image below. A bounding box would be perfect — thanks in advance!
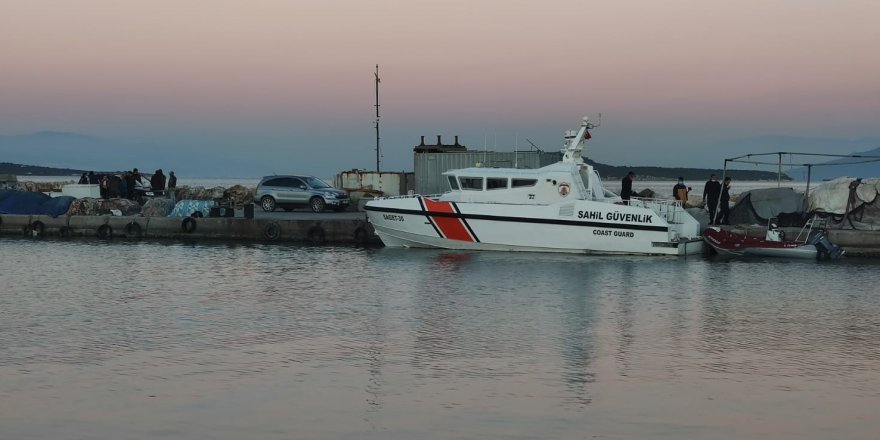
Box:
[374,64,381,173]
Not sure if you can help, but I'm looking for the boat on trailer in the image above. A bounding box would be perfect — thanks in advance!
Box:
[703,217,845,259]
[365,117,704,256]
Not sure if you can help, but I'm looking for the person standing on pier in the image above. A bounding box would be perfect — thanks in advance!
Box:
[168,171,177,189]
[151,169,166,191]
[673,177,689,208]
[716,177,732,225]
[621,171,635,204]
[124,171,136,200]
[703,174,722,225]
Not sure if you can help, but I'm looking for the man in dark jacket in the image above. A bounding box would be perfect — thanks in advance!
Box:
[168,171,177,189]
[125,171,136,200]
[151,169,166,191]
[621,171,635,204]
[703,174,722,225]
[717,177,732,225]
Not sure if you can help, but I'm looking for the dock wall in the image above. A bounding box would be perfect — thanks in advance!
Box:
[5,213,880,257]
[0,214,380,245]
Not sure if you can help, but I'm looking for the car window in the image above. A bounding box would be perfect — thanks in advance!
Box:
[262,178,284,187]
[305,177,331,189]
[287,177,306,189]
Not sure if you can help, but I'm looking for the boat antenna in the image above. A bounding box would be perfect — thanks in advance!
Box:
[483,133,487,166]
[525,138,541,152]
[515,133,518,168]
[374,64,381,172]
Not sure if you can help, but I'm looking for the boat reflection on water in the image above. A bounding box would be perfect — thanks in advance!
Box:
[1,239,879,439]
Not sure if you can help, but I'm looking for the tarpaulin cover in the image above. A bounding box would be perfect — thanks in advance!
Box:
[37,196,76,217]
[807,177,880,214]
[808,177,880,230]
[0,190,75,217]
[729,187,806,226]
[169,199,215,217]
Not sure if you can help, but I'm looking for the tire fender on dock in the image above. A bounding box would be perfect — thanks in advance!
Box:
[29,220,45,237]
[307,225,326,245]
[181,217,197,233]
[97,224,113,239]
[126,221,143,239]
[353,226,368,244]
[264,222,281,240]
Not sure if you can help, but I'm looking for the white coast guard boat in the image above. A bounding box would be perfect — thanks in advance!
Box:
[365,117,704,255]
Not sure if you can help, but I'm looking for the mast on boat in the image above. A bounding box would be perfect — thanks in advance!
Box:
[562,115,600,165]
[374,64,381,173]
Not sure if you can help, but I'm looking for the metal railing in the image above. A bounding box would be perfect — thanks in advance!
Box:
[625,197,686,223]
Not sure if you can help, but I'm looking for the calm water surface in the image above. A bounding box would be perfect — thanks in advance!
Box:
[1,237,878,439]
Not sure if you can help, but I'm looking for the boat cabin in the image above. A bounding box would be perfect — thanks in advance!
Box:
[440,162,618,205]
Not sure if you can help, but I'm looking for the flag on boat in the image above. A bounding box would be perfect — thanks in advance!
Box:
[583,130,592,140]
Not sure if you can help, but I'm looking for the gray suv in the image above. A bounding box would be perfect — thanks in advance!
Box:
[255,175,350,212]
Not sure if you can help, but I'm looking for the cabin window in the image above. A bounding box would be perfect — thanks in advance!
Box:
[459,177,484,191]
[511,178,538,188]
[447,176,460,190]
[486,178,508,190]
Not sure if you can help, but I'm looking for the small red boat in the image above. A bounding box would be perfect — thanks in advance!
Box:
[703,218,845,259]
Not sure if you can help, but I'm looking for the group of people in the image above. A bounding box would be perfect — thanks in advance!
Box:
[77,168,177,201]
[700,174,731,225]
[619,171,732,225]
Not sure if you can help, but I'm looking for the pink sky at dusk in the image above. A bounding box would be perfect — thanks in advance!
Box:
[1,0,878,175]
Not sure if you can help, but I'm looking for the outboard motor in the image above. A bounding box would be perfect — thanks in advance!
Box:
[807,229,846,260]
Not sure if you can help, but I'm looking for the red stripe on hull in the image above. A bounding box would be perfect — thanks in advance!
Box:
[422,198,474,242]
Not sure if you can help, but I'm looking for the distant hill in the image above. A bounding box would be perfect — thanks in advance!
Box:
[787,146,880,181]
[1,158,787,182]
[585,159,787,181]
[0,131,257,177]
[0,131,134,172]
[0,162,86,176]
[707,135,880,181]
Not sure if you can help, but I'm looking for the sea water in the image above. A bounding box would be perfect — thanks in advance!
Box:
[1,237,878,439]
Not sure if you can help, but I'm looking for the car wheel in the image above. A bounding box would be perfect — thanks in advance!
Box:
[260,196,276,212]
[310,196,325,213]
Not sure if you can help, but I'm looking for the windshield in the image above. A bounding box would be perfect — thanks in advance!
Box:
[305,177,331,189]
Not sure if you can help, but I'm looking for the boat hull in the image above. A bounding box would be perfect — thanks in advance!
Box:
[366,196,702,256]
[703,228,818,259]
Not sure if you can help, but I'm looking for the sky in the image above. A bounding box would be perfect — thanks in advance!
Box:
[1,0,878,177]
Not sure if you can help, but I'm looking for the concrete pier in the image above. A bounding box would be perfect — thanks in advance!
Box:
[4,213,880,256]
[0,213,380,245]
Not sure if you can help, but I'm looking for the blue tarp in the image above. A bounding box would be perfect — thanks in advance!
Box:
[0,190,74,217]
[169,200,215,217]
[39,196,76,217]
